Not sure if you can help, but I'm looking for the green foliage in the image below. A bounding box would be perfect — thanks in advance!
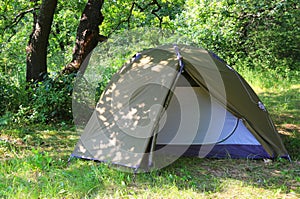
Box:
[0,1,91,124]
[0,75,24,116]
[26,73,75,123]
[176,0,300,74]
[0,73,75,124]
[100,0,185,35]
[47,1,86,71]
[0,0,38,78]
[0,0,84,77]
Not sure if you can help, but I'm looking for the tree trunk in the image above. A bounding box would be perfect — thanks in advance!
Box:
[63,0,106,74]
[26,0,57,82]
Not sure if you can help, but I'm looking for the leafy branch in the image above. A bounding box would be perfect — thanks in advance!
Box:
[3,7,39,31]
[108,0,163,36]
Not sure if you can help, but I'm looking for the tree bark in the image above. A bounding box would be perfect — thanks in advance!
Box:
[63,0,106,74]
[26,0,57,82]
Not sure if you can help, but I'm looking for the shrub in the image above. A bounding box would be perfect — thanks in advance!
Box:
[0,75,23,116]
[27,73,75,123]
[0,73,75,125]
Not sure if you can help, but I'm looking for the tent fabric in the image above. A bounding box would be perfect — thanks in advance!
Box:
[73,48,180,168]
[177,45,287,157]
[72,44,289,170]
[155,87,260,146]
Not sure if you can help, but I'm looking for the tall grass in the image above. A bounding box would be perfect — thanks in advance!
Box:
[237,66,299,92]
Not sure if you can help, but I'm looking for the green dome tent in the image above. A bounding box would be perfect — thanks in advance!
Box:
[71,44,289,171]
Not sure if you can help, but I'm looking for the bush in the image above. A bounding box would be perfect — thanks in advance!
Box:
[0,75,24,116]
[26,73,75,123]
[0,73,76,125]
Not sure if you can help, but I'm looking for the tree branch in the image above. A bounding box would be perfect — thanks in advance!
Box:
[136,0,163,28]
[4,7,39,31]
[150,0,162,28]
[108,0,164,36]
[107,2,135,37]
[127,2,135,29]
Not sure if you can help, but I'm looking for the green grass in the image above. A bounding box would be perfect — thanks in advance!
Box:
[0,70,299,198]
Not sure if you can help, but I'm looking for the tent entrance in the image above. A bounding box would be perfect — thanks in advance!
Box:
[156,86,244,145]
[155,72,268,158]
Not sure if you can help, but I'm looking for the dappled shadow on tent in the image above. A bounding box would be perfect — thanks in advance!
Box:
[72,48,184,169]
